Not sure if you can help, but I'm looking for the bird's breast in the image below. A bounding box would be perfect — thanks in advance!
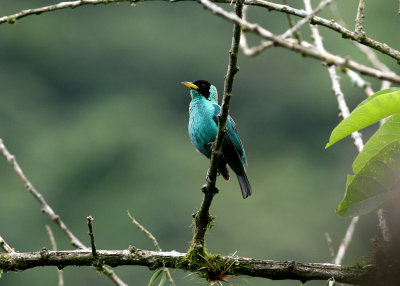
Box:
[188,100,218,158]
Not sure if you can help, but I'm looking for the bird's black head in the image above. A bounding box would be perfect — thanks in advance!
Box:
[192,80,211,99]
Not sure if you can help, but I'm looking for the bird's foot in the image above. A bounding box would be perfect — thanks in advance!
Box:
[201,184,219,196]
[208,141,215,151]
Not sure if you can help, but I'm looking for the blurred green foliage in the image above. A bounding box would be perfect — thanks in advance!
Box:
[0,1,399,285]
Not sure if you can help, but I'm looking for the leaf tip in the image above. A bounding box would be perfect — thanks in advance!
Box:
[325,142,332,149]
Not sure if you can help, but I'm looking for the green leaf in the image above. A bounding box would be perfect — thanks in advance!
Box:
[326,88,400,148]
[353,112,400,173]
[158,271,167,286]
[336,139,400,217]
[148,269,164,286]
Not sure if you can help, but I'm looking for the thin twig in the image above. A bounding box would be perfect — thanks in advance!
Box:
[196,0,400,84]
[127,211,160,251]
[0,234,15,253]
[282,0,301,43]
[334,217,359,265]
[354,0,366,36]
[127,211,175,286]
[240,0,334,56]
[0,140,82,248]
[46,225,65,286]
[190,0,244,254]
[281,0,334,39]
[87,216,97,258]
[0,139,127,286]
[330,3,393,92]
[342,68,374,96]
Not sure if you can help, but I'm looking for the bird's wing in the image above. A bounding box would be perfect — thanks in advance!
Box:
[212,104,247,171]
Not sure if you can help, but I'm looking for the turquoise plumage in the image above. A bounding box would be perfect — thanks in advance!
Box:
[182,80,252,199]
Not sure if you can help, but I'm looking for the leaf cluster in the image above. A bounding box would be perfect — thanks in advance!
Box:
[327,88,400,217]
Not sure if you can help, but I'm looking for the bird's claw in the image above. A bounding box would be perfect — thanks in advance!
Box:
[208,141,215,150]
[206,169,215,184]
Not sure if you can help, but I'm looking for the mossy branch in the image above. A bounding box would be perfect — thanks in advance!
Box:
[189,0,244,256]
[0,248,372,284]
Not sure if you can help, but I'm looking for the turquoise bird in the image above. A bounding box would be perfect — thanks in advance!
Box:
[182,80,252,199]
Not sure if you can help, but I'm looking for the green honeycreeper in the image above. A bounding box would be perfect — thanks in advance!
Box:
[182,80,252,199]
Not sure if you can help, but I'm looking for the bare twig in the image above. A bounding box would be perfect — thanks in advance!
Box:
[281,0,334,39]
[334,217,359,265]
[197,0,400,83]
[0,248,371,284]
[0,234,15,253]
[247,0,400,62]
[127,211,175,286]
[282,0,301,43]
[0,140,82,248]
[305,0,364,153]
[354,0,366,36]
[330,3,393,92]
[190,0,244,254]
[46,225,65,286]
[0,139,127,286]
[342,68,374,96]
[87,216,97,258]
[127,211,160,251]
[240,0,334,56]
[2,0,400,63]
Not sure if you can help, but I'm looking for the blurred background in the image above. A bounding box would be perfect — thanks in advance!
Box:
[1,0,399,285]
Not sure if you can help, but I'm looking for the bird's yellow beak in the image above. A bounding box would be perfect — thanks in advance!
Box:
[181,82,199,89]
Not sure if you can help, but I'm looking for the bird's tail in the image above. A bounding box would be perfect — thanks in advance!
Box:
[237,172,252,199]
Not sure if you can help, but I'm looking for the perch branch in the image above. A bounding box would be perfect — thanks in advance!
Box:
[46,225,64,286]
[0,139,127,286]
[190,0,243,254]
[127,211,175,286]
[0,248,371,284]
